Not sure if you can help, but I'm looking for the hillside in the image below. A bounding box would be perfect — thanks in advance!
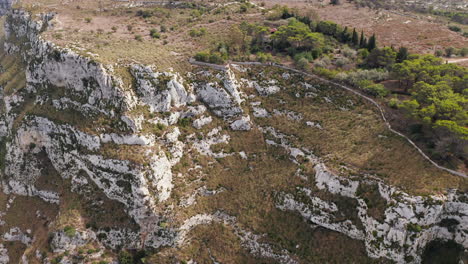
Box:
[0,0,466,263]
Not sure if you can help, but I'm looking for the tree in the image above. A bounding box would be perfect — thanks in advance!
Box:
[365,47,396,69]
[367,33,376,51]
[396,47,409,63]
[359,30,366,48]
[445,46,456,57]
[316,21,338,36]
[331,0,341,5]
[340,26,351,43]
[272,18,324,51]
[351,28,359,46]
[401,81,468,140]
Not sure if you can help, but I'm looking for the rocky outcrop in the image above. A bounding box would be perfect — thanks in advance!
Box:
[0,0,13,15]
[264,124,468,263]
[0,6,466,264]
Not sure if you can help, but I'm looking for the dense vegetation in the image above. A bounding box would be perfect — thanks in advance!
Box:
[191,4,467,166]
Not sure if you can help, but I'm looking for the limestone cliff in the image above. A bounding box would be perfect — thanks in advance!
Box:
[0,7,466,264]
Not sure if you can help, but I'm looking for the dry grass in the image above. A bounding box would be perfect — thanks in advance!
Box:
[239,67,466,194]
[16,0,264,71]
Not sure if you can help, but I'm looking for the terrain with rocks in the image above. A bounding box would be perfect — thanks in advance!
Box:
[0,0,466,263]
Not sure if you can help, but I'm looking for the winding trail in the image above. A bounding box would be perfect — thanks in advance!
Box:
[189,59,468,178]
[447,58,468,64]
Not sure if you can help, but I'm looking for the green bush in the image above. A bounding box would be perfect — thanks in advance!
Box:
[358,80,389,97]
[189,28,207,37]
[63,226,76,238]
[407,223,422,233]
[388,98,401,109]
[208,53,224,64]
[150,29,160,39]
[134,35,143,42]
[256,52,273,63]
[448,25,461,32]
[118,251,134,264]
[194,51,210,62]
[296,57,310,70]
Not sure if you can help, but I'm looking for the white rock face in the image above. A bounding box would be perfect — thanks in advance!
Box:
[251,80,281,96]
[0,244,8,264]
[131,65,195,113]
[51,230,96,253]
[195,69,244,118]
[252,107,269,118]
[193,115,213,129]
[230,116,252,131]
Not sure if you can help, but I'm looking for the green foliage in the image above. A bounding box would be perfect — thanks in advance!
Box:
[118,251,134,264]
[445,47,456,57]
[150,29,160,39]
[194,51,210,62]
[365,47,396,69]
[357,80,389,97]
[388,98,401,109]
[256,52,273,63]
[367,34,376,51]
[359,30,366,49]
[136,9,153,18]
[448,25,461,32]
[407,223,422,233]
[134,35,143,42]
[396,47,409,63]
[351,28,359,46]
[189,28,207,37]
[392,54,467,92]
[63,226,76,238]
[271,18,325,51]
[401,81,468,139]
[296,57,310,70]
[316,21,338,36]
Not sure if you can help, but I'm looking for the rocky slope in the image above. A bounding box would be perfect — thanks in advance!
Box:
[0,7,466,264]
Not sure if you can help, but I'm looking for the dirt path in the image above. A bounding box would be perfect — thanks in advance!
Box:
[447,58,468,64]
[190,59,468,179]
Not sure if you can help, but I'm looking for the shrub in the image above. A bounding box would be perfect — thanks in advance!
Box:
[240,4,248,13]
[111,26,118,32]
[118,251,133,264]
[189,28,207,37]
[136,9,152,18]
[293,51,314,63]
[63,226,76,238]
[313,67,338,79]
[194,51,210,62]
[208,53,224,64]
[388,98,401,109]
[256,52,273,63]
[314,56,331,68]
[358,80,389,97]
[134,35,143,41]
[459,47,468,57]
[358,48,369,59]
[342,47,357,58]
[160,25,167,33]
[296,57,310,70]
[150,29,160,39]
[84,17,92,23]
[448,25,461,32]
[407,223,422,233]
[127,25,133,31]
[445,46,456,57]
[335,57,350,67]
